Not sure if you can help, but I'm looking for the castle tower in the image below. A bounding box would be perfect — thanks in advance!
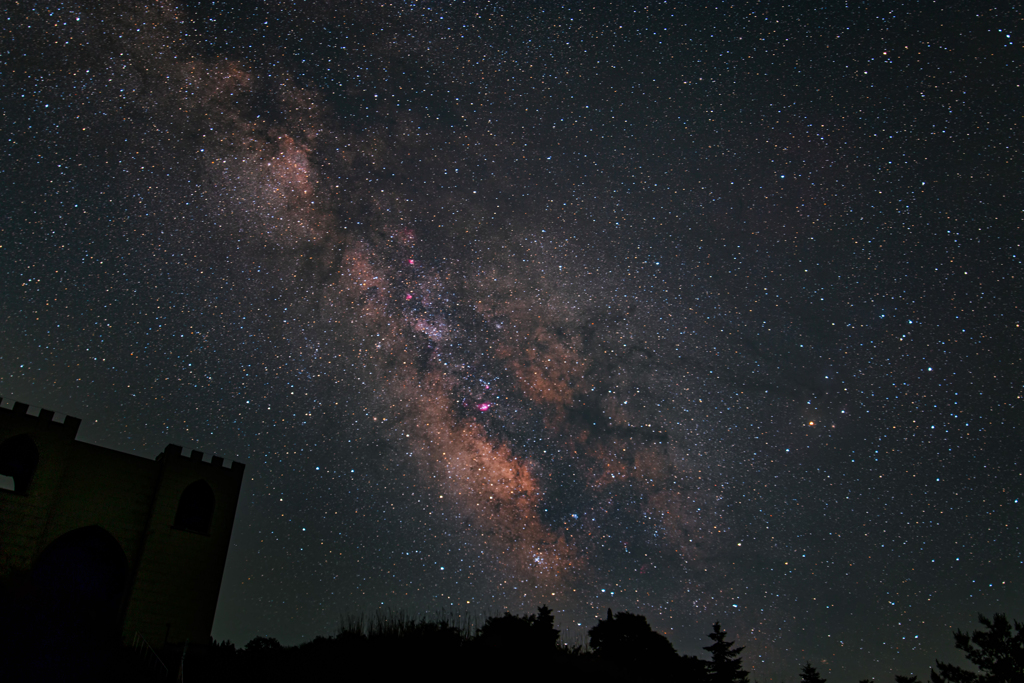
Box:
[0,399,245,648]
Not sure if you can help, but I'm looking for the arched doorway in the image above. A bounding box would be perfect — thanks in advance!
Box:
[32,525,130,638]
[1,526,130,677]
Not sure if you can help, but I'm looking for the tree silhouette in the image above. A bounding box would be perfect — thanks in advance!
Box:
[895,676,920,683]
[588,609,679,666]
[801,662,827,683]
[244,636,283,652]
[532,604,560,651]
[476,604,560,658]
[931,613,1024,683]
[704,622,749,683]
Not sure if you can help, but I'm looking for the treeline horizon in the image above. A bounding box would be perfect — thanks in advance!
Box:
[138,608,1022,682]
[2,596,1020,681]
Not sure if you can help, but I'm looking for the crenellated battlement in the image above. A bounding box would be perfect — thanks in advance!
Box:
[0,398,82,438]
[159,443,245,473]
[0,397,243,473]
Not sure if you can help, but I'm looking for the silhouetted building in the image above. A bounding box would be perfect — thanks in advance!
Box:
[0,399,244,649]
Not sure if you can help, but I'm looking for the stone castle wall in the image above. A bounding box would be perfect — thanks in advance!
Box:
[0,399,244,647]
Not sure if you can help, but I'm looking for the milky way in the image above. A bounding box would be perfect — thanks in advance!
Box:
[1,2,1020,679]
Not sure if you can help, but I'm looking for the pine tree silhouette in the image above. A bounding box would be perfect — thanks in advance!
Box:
[704,622,749,683]
[931,613,1024,683]
[801,662,827,683]
[533,605,560,651]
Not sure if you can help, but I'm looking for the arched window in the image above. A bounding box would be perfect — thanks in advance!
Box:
[0,433,40,494]
[174,479,215,534]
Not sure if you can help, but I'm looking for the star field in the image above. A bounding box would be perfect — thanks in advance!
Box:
[0,1,1020,679]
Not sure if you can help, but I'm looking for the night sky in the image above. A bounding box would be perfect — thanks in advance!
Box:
[1,1,1021,679]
